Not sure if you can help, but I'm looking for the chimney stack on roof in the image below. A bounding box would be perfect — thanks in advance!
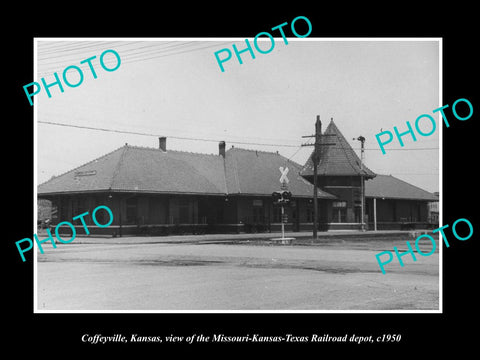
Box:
[219,141,226,157]
[159,137,167,151]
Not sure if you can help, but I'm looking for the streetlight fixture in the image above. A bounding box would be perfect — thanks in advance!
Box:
[354,136,366,231]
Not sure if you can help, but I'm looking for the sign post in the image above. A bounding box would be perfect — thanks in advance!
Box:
[279,166,289,240]
[271,167,295,244]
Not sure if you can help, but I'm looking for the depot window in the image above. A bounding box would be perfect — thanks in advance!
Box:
[126,197,138,224]
[332,201,347,223]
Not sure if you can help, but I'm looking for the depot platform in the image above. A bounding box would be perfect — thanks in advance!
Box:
[43,229,433,245]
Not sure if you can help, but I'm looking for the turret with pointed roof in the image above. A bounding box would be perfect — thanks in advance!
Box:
[301,119,376,178]
[300,118,376,228]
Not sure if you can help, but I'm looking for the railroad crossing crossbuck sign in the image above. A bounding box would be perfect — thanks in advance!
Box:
[279,166,289,184]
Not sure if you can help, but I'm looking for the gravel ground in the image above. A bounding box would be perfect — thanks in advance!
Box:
[36,236,440,311]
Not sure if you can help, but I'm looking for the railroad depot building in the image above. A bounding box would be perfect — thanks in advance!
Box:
[37,139,336,236]
[37,120,438,235]
[365,175,439,230]
[299,120,438,231]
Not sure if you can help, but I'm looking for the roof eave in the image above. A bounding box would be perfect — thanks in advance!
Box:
[366,195,438,201]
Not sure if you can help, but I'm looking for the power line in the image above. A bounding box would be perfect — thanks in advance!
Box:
[37,41,190,63]
[36,42,231,78]
[38,120,300,148]
[38,41,155,56]
[38,42,123,58]
[287,143,308,162]
[37,120,440,151]
[353,147,439,151]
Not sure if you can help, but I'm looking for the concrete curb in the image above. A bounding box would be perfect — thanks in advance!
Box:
[62,230,432,245]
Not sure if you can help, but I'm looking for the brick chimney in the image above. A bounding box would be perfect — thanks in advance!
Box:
[219,141,226,157]
[159,137,167,151]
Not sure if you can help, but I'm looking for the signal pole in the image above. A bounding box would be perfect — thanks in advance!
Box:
[280,180,287,239]
[302,115,335,239]
[272,166,292,240]
[272,174,292,243]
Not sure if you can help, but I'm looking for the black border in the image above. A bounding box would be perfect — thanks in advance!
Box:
[7,5,478,354]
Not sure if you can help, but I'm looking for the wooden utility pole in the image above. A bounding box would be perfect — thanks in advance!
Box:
[302,115,335,239]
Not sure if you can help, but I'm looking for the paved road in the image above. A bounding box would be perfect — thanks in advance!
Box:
[36,237,440,311]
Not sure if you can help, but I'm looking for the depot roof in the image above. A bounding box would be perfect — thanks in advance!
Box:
[38,144,336,199]
[365,174,438,201]
[301,119,376,178]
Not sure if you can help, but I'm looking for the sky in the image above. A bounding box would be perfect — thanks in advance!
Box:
[35,38,440,192]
